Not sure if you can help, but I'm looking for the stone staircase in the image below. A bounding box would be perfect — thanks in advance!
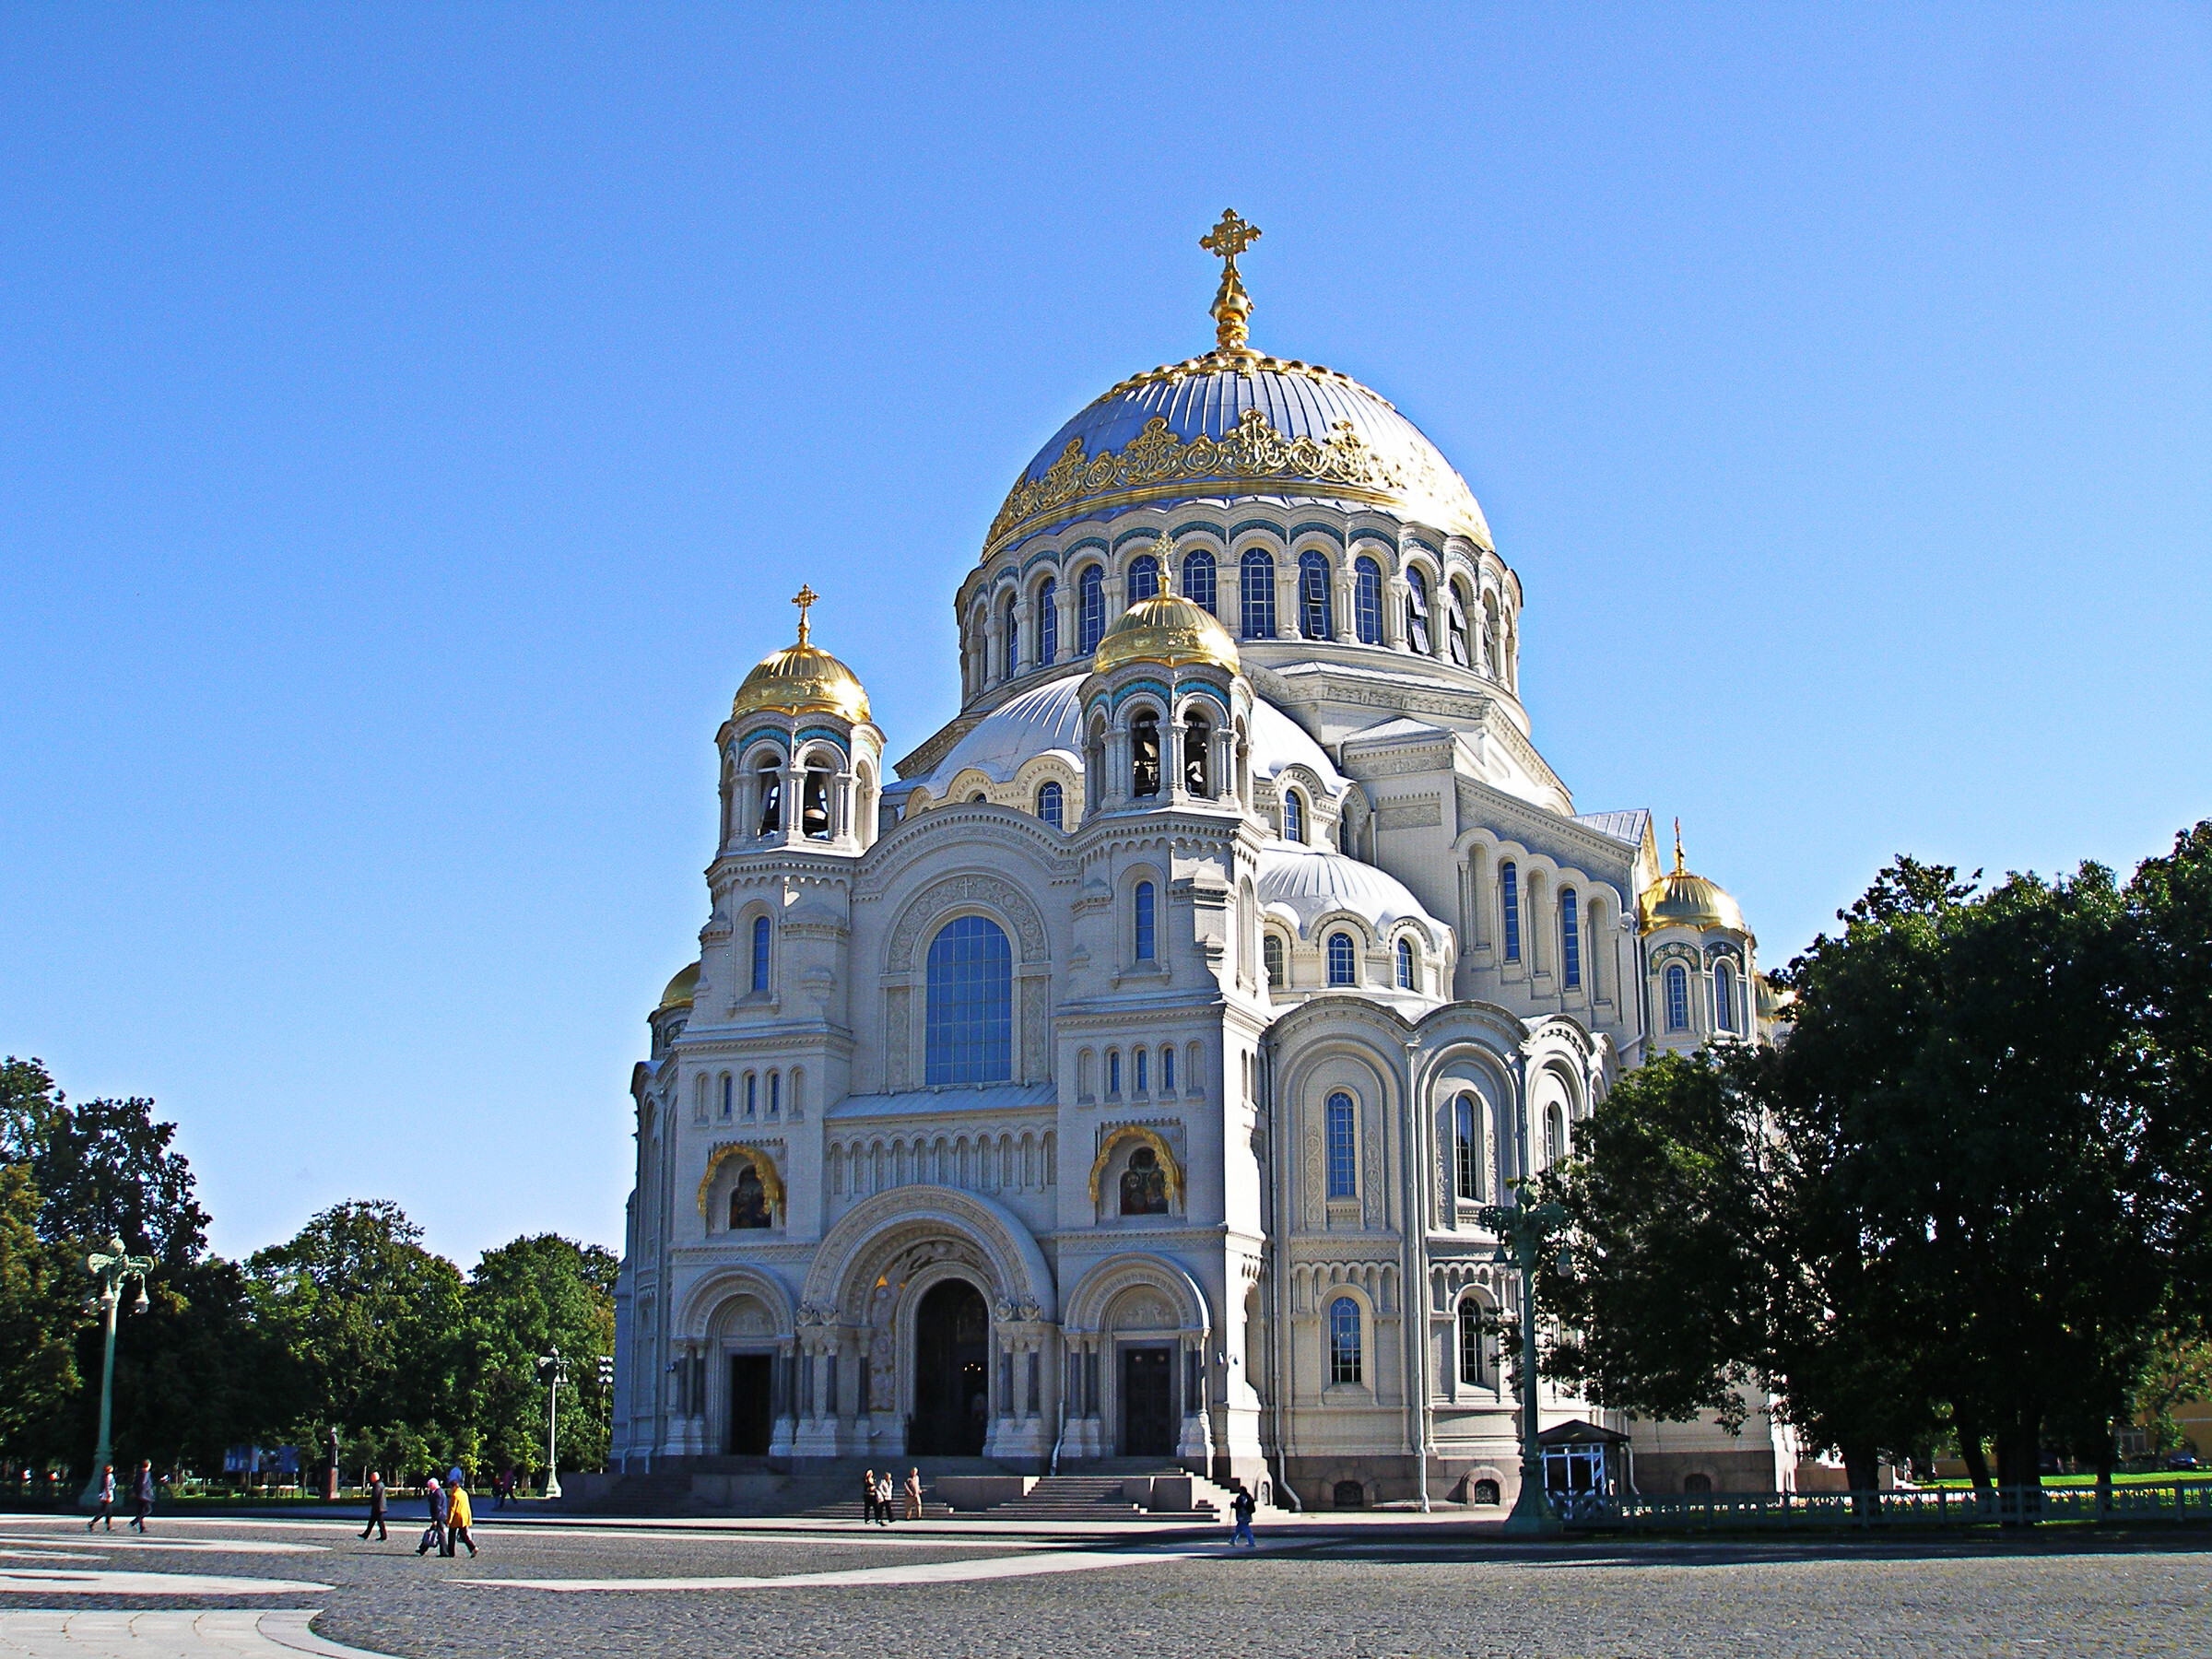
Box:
[980,1465,1241,1523]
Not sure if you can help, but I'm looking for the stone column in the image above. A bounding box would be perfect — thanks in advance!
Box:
[1382,575,1408,651]
[1333,569,1357,642]
[1274,563,1300,641]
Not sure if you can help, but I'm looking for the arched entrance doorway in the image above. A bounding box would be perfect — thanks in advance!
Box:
[911,1279,989,1455]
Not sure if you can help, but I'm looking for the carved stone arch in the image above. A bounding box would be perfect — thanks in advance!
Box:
[885,870,1050,972]
[1064,1253,1211,1335]
[677,1265,795,1339]
[800,1186,1055,1324]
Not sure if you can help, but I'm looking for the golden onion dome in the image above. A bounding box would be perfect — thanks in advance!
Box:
[1639,822,1747,935]
[659,961,700,1011]
[728,585,871,725]
[1092,589,1241,676]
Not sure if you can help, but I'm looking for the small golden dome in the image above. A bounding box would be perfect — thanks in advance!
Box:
[728,585,871,725]
[1638,821,1747,935]
[659,961,700,1010]
[1092,590,1241,676]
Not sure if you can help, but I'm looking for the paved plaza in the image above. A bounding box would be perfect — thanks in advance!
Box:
[0,1513,2205,1658]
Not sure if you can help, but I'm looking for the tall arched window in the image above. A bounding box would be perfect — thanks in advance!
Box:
[755,755,782,835]
[1546,1103,1566,1167]
[1395,935,1416,990]
[1353,556,1382,644]
[1298,550,1334,639]
[1182,712,1211,796]
[720,1074,733,1120]
[1035,780,1064,830]
[1500,862,1522,962]
[744,1074,756,1119]
[768,1071,781,1118]
[1559,888,1581,989]
[1713,961,1735,1033]
[1282,790,1304,843]
[1453,1093,1480,1200]
[1240,550,1276,639]
[750,915,771,993]
[1037,577,1058,666]
[1665,963,1689,1031]
[1134,1047,1148,1093]
[1406,570,1432,654]
[1077,564,1105,654]
[1135,881,1156,961]
[1126,554,1159,601]
[1182,548,1217,614]
[924,916,1013,1085]
[801,763,832,839]
[1459,1298,1485,1383]
[1161,1045,1175,1092]
[1328,1296,1362,1383]
[1327,932,1356,986]
[1447,583,1472,666]
[1131,711,1161,797]
[1001,593,1019,678]
[1325,1093,1357,1197]
[1262,933,1285,988]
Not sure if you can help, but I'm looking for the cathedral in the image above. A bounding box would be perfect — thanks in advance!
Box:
[610,214,1787,1510]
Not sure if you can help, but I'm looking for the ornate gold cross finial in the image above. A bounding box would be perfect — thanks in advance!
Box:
[1673,817,1686,876]
[792,583,818,646]
[1200,208,1263,360]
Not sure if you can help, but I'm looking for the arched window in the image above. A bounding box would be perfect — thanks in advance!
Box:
[1126,553,1159,601]
[1406,570,1432,654]
[1546,1103,1566,1167]
[1134,1046,1148,1093]
[1559,887,1581,989]
[1035,780,1064,830]
[1131,711,1161,797]
[1459,1298,1485,1383]
[1120,1145,1169,1215]
[1182,712,1211,796]
[750,915,771,993]
[1328,1296,1362,1383]
[1327,932,1356,986]
[1182,548,1217,614]
[1282,789,1304,843]
[1262,933,1285,988]
[768,1071,781,1118]
[1037,577,1058,666]
[1108,1050,1121,1095]
[1447,584,1472,666]
[1665,963,1689,1031]
[743,1074,756,1119]
[1298,550,1333,639]
[1135,881,1156,961]
[755,755,782,835]
[728,1163,771,1230]
[1325,1093,1357,1198]
[1353,556,1382,644]
[1500,862,1522,962]
[802,763,832,840]
[1161,1045,1175,1092]
[719,1074,732,1120]
[924,916,1013,1085]
[1395,935,1416,990]
[1240,550,1276,639]
[1077,564,1105,654]
[1454,1093,1480,1200]
[1714,962,1735,1032]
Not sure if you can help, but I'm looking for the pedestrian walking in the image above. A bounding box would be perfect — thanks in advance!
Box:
[445,1477,477,1558]
[130,1462,155,1532]
[877,1470,897,1525]
[493,1469,509,1511]
[1231,1484,1256,1547]
[904,1467,922,1521]
[860,1467,878,1525]
[417,1477,446,1556]
[360,1472,388,1541]
[87,1465,114,1532]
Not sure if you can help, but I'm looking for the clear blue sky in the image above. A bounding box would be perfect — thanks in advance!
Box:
[4,6,2206,1266]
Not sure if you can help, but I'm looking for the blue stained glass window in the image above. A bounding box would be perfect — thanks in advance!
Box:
[744,1074,755,1118]
[1240,551,1276,639]
[1406,570,1431,654]
[1135,1048,1147,1093]
[1127,555,1159,600]
[750,915,771,992]
[1108,1050,1121,1095]
[1328,932,1356,986]
[1354,556,1382,644]
[1326,1093,1358,1198]
[1283,790,1303,844]
[1299,550,1334,639]
[1162,1045,1175,1092]
[1665,963,1689,1031]
[1396,935,1416,990]
[1077,565,1105,654]
[1500,864,1521,962]
[720,1075,732,1119]
[1135,881,1156,960]
[1454,1095,1478,1199]
[924,915,1014,1085]
[1002,594,1019,678]
[1182,549,1217,614]
[1714,963,1735,1032]
[1560,888,1581,989]
[769,1071,781,1118]
[1038,578,1058,665]
[1036,780,1063,830]
[1329,1296,1362,1383]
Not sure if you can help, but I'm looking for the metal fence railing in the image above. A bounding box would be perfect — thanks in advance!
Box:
[1565,1481,2212,1532]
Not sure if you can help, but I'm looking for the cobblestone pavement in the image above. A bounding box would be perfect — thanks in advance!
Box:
[0,1514,2206,1658]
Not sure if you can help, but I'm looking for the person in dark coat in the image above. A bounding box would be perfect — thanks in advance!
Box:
[360,1471,388,1541]
[130,1462,155,1533]
[417,1477,446,1556]
[861,1467,878,1525]
[1230,1484,1256,1547]
[87,1465,114,1532]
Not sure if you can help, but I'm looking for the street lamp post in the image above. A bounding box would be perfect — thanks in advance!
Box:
[77,1236,153,1507]
[1477,1196,1568,1537]
[535,1347,569,1500]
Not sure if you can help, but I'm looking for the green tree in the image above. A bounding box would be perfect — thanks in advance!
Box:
[0,1160,81,1459]
[29,1092,209,1271]
[2130,821,2212,1325]
[462,1235,618,1479]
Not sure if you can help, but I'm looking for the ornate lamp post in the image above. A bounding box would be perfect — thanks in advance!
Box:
[77,1236,153,1506]
[535,1347,569,1500]
[1477,1197,1568,1536]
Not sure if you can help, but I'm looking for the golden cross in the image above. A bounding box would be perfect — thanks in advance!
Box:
[1200,209,1263,359]
[1201,208,1262,266]
[793,584,818,645]
[1673,818,1686,875]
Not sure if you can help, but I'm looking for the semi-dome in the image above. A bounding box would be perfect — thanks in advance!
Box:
[1257,841,1447,946]
[1639,826,1747,935]
[729,588,871,725]
[659,961,700,1010]
[913,675,1086,795]
[1092,590,1240,675]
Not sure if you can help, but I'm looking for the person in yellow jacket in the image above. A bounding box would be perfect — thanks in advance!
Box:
[443,1477,477,1557]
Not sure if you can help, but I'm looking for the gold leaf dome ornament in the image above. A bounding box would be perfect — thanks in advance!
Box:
[728,586,872,725]
[1092,587,1241,677]
[659,961,700,1010]
[1639,821,1747,935]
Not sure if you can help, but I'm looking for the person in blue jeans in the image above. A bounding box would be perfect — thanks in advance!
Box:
[1231,1485,1256,1547]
